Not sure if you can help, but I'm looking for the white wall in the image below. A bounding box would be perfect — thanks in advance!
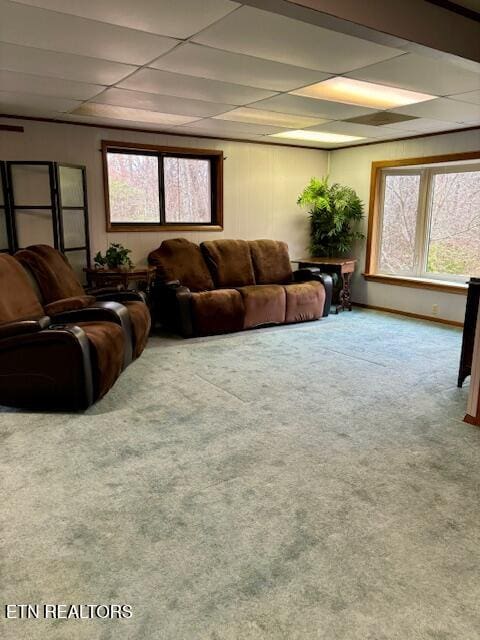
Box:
[329,129,480,324]
[0,118,328,264]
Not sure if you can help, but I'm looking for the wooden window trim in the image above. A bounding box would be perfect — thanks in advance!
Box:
[364,150,480,293]
[102,140,224,232]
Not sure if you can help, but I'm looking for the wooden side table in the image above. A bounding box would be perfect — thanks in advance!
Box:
[294,257,357,313]
[84,266,156,296]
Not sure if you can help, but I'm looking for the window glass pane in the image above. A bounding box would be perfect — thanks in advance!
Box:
[0,209,8,250]
[59,166,84,207]
[16,209,54,248]
[164,157,211,223]
[64,249,87,285]
[11,164,51,206]
[378,173,421,274]
[426,170,480,278]
[107,152,159,223]
[62,209,86,248]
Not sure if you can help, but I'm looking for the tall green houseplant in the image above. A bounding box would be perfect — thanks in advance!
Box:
[297,177,365,257]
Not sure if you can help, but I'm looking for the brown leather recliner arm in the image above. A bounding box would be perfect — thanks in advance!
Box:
[293,269,333,318]
[47,301,133,368]
[150,280,194,337]
[92,289,147,303]
[0,324,94,410]
[0,316,51,339]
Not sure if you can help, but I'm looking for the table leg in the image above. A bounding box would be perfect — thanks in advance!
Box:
[335,272,353,313]
[343,272,353,311]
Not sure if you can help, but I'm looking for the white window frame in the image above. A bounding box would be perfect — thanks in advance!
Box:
[376,161,480,284]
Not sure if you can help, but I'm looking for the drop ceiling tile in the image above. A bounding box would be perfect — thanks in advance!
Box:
[259,136,327,148]
[347,53,480,96]
[250,94,376,120]
[0,90,81,112]
[214,107,327,128]
[176,118,287,136]
[171,125,266,141]
[0,69,104,100]
[0,0,179,65]
[11,0,239,39]
[377,117,462,132]
[193,6,402,73]
[73,102,199,125]
[391,98,480,123]
[118,68,277,106]
[151,43,331,92]
[0,43,137,85]
[305,120,405,138]
[450,90,480,105]
[93,88,235,117]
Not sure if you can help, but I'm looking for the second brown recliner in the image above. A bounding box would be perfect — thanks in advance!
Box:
[16,245,151,362]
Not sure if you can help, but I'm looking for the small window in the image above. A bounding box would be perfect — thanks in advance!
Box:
[366,153,480,288]
[102,141,223,231]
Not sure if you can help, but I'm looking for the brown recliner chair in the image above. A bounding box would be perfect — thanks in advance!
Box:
[16,245,151,362]
[149,238,332,337]
[0,254,125,410]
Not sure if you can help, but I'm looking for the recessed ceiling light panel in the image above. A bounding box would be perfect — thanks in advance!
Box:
[213,107,327,128]
[72,103,199,125]
[291,77,436,109]
[269,130,364,143]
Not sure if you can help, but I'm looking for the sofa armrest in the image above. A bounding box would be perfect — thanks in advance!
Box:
[0,316,51,340]
[44,295,96,315]
[48,301,133,368]
[293,269,333,318]
[86,285,125,295]
[150,280,193,336]
[93,289,146,303]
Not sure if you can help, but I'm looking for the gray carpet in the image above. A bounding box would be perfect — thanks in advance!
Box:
[1,310,479,640]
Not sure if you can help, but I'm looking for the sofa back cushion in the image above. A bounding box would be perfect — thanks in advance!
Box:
[148,238,214,292]
[201,239,255,288]
[0,254,44,323]
[248,239,293,285]
[15,245,85,303]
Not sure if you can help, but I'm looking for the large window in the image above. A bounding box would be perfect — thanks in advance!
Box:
[102,141,223,231]
[366,152,480,291]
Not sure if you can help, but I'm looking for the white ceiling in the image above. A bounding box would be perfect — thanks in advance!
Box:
[0,0,479,148]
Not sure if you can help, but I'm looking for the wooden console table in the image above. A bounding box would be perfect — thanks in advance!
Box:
[84,266,155,294]
[294,257,357,313]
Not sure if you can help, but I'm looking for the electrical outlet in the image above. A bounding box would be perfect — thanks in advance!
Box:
[432,304,439,315]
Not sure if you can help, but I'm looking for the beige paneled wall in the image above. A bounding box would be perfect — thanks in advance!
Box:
[328,129,480,324]
[0,118,328,264]
[2,117,478,323]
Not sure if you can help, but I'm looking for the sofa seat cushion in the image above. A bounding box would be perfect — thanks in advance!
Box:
[191,289,244,336]
[149,238,214,292]
[201,240,255,288]
[123,301,151,359]
[284,281,325,323]
[248,239,293,284]
[238,285,286,329]
[77,322,125,400]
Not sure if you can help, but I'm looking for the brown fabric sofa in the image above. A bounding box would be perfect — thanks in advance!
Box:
[16,245,151,363]
[0,254,126,410]
[149,238,332,337]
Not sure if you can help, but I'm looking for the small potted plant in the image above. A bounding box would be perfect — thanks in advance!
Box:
[297,176,364,257]
[94,243,134,270]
